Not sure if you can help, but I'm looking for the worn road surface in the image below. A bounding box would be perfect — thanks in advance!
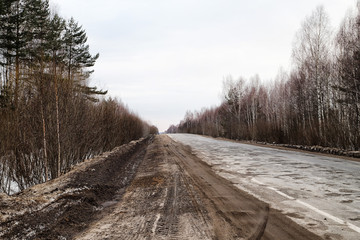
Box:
[0,135,331,239]
[169,133,360,240]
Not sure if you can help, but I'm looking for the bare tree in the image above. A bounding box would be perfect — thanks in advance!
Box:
[292,6,333,144]
[334,2,360,149]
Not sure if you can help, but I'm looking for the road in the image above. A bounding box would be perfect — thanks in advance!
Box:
[76,135,320,239]
[169,133,360,240]
[1,135,322,240]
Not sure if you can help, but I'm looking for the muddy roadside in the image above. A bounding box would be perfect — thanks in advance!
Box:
[0,137,151,239]
[0,135,322,239]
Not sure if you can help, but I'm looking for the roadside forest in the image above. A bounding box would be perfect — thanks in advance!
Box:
[170,3,360,151]
[0,0,158,194]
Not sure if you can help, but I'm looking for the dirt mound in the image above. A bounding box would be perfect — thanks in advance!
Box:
[0,137,150,240]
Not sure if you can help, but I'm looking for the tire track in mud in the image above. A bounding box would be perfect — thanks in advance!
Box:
[76,134,214,240]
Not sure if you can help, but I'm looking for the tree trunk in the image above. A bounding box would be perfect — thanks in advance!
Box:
[54,58,61,177]
[41,100,48,182]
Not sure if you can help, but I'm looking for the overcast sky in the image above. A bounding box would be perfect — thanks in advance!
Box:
[50,0,356,132]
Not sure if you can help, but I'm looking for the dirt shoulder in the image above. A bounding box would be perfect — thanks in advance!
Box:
[75,134,214,239]
[0,135,322,239]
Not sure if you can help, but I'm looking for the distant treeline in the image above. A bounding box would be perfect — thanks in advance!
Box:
[169,3,360,151]
[0,0,158,193]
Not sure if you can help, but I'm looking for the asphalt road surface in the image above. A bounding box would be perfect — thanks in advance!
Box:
[169,134,360,240]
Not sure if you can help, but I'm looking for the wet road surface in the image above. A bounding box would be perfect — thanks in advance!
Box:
[169,134,360,240]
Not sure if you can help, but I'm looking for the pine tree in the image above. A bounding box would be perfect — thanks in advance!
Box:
[64,17,99,82]
[64,17,105,101]
[0,0,27,108]
[23,0,50,64]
